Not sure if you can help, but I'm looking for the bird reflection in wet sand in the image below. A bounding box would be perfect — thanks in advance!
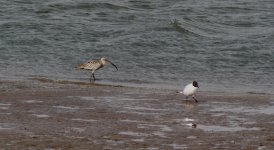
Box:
[76,57,118,83]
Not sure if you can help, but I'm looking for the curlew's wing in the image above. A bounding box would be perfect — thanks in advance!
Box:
[76,60,102,71]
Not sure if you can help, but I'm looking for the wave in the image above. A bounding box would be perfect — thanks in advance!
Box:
[168,19,221,38]
[169,19,194,34]
[36,2,129,14]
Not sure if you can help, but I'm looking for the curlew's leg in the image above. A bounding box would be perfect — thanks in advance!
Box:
[90,72,95,83]
[192,96,198,103]
[185,96,188,102]
[92,73,96,81]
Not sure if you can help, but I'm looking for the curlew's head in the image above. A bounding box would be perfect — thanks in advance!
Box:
[100,57,107,65]
[100,57,118,71]
[192,81,199,88]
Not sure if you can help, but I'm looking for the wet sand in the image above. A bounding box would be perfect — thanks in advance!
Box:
[0,79,274,149]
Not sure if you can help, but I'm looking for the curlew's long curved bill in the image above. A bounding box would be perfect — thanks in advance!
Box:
[106,60,118,70]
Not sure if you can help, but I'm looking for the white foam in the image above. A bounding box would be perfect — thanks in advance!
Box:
[244,121,256,125]
[138,124,172,132]
[71,118,97,122]
[258,105,274,115]
[0,107,9,110]
[120,119,145,123]
[0,103,11,106]
[79,96,115,101]
[82,107,94,110]
[161,125,173,132]
[174,118,194,123]
[0,127,11,130]
[53,106,80,109]
[258,146,266,150]
[146,147,159,150]
[210,101,240,105]
[53,106,94,110]
[0,123,13,130]
[198,124,260,132]
[117,111,160,115]
[186,136,197,139]
[169,143,187,149]
[106,139,124,145]
[119,131,149,137]
[0,113,11,115]
[184,118,194,122]
[185,123,194,127]
[120,98,158,101]
[66,136,86,139]
[153,131,167,138]
[124,106,167,111]
[210,105,274,115]
[33,114,50,118]
[211,113,225,117]
[132,138,144,142]
[24,100,43,103]
[79,96,158,101]
[71,127,85,132]
[119,98,139,101]
[79,97,98,101]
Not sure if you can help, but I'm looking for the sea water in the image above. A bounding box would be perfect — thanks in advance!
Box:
[0,0,273,93]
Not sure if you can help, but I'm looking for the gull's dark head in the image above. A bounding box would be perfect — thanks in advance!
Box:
[192,81,199,88]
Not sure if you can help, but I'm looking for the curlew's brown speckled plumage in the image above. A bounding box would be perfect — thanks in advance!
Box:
[76,57,118,83]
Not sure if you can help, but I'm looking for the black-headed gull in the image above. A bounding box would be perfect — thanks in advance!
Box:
[179,81,199,102]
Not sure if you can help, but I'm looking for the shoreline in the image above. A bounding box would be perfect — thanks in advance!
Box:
[0,78,274,149]
[0,77,272,95]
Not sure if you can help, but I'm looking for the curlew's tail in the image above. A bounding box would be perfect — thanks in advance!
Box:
[75,63,85,70]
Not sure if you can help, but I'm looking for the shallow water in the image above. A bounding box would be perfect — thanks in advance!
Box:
[1,84,274,149]
[210,104,274,115]
[1,0,274,93]
[197,124,260,132]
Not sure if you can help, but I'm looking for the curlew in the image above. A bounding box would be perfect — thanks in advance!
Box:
[178,81,199,102]
[76,57,118,83]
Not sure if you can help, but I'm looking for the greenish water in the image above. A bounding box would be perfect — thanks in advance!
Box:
[0,0,274,93]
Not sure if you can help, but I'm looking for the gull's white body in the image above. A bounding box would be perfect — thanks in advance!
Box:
[178,81,199,102]
[183,83,198,96]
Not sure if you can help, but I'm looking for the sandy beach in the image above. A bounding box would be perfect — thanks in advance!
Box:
[0,79,273,149]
